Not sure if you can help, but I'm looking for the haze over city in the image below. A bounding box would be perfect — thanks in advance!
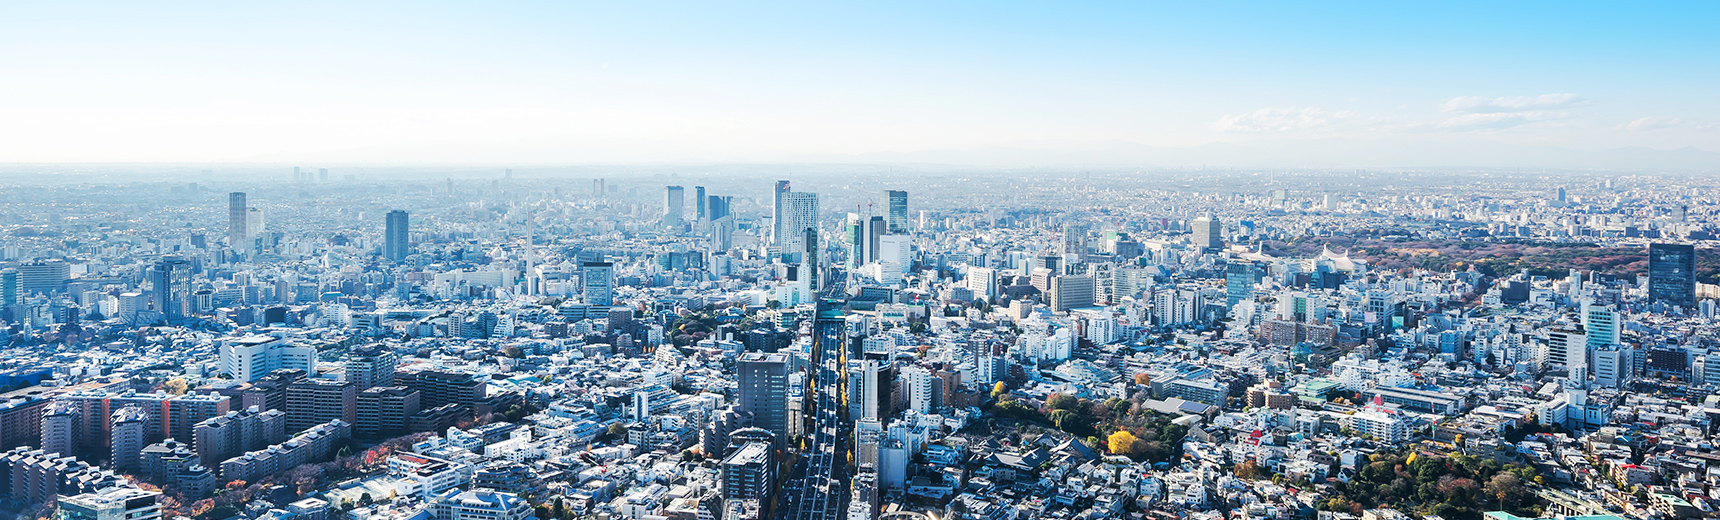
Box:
[3,6,1720,520]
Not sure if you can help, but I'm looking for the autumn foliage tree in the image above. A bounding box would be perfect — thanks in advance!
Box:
[1107,430,1137,455]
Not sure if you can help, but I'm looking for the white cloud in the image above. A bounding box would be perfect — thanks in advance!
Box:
[1434,111,1566,131]
[1210,107,1354,133]
[1621,116,1683,131]
[1441,93,1583,113]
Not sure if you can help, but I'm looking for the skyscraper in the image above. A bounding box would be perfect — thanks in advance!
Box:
[0,268,18,310]
[777,192,819,254]
[771,180,791,244]
[1225,262,1258,307]
[149,256,194,320]
[1062,222,1089,262]
[663,185,685,226]
[385,210,410,262]
[1192,213,1222,252]
[866,216,887,264]
[736,352,789,446]
[228,192,247,251]
[1582,302,1620,350]
[695,186,707,222]
[582,261,613,306]
[883,190,909,234]
[844,213,865,269]
[1648,243,1696,308]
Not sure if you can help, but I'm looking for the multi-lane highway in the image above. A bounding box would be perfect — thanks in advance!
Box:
[775,271,850,520]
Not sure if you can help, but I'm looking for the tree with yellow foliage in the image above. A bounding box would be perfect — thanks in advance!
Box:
[1107,430,1137,455]
[163,378,188,395]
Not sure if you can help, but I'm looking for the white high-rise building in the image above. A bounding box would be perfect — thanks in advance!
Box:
[1546,328,1587,383]
[901,365,934,414]
[965,267,998,300]
[775,191,820,254]
[1348,410,1406,444]
[219,335,316,382]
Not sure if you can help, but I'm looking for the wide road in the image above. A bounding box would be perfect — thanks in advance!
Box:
[775,270,850,520]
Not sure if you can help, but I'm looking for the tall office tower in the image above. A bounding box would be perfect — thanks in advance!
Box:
[40,400,78,456]
[385,210,410,262]
[285,379,357,431]
[110,407,148,472]
[1191,213,1222,252]
[293,166,301,182]
[697,194,725,222]
[1225,262,1258,307]
[865,216,887,264]
[804,228,820,292]
[844,213,866,268]
[1648,243,1696,308]
[220,336,316,382]
[356,386,420,440]
[776,192,819,253]
[342,345,398,390]
[581,261,613,306]
[736,352,789,446]
[1582,302,1621,350]
[57,487,162,520]
[318,168,328,183]
[228,192,248,251]
[695,186,707,221]
[771,180,791,244]
[707,195,735,250]
[883,190,909,234]
[1556,186,1567,204]
[1061,223,1089,262]
[721,441,775,505]
[148,256,194,319]
[0,267,17,309]
[663,186,685,226]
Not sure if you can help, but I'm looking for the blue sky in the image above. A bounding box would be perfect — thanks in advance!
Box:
[1,1,1715,164]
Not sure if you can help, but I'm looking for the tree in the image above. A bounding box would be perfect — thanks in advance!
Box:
[1107,430,1137,455]
[607,422,629,438]
[990,382,1007,400]
[1046,393,1079,411]
[163,378,188,395]
[1235,460,1264,480]
[501,346,524,358]
[1133,372,1152,385]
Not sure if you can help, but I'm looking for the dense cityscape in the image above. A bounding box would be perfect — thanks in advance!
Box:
[0,166,1715,520]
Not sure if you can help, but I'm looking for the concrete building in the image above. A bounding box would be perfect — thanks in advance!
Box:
[110,407,149,472]
[736,352,790,447]
[285,379,357,432]
[219,335,316,383]
[357,386,421,440]
[57,487,161,520]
